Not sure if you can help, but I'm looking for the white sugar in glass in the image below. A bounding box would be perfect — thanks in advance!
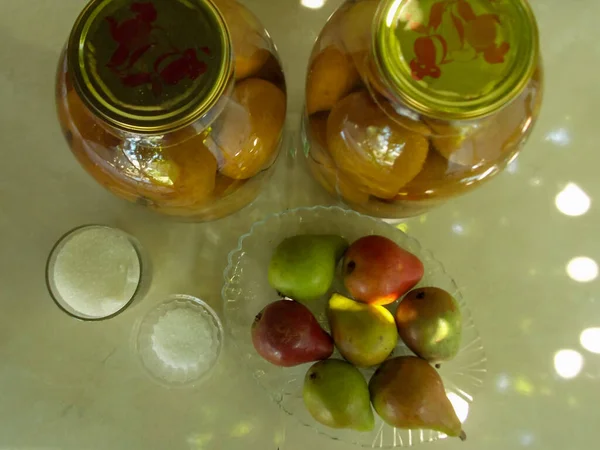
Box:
[47,225,143,320]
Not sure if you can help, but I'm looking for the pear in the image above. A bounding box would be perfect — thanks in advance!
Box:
[303,359,374,431]
[395,287,462,362]
[369,356,466,440]
[327,294,398,367]
[268,235,348,302]
[343,235,424,306]
[252,300,334,367]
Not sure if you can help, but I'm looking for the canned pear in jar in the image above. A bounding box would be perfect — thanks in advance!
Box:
[56,0,287,220]
[302,0,542,218]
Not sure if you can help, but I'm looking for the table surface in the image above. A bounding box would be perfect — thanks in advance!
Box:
[1,0,598,449]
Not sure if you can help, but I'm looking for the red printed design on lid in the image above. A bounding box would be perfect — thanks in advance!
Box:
[105,2,211,95]
[406,0,510,81]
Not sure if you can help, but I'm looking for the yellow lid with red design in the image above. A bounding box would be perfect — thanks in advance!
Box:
[68,0,232,134]
[373,0,539,120]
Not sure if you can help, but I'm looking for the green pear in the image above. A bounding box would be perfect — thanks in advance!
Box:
[268,235,348,302]
[395,287,462,362]
[303,359,374,431]
[328,293,398,367]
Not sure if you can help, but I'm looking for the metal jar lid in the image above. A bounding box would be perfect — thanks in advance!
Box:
[373,0,539,120]
[68,0,233,134]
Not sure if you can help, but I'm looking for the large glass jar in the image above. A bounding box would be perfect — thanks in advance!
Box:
[56,0,286,220]
[302,0,542,218]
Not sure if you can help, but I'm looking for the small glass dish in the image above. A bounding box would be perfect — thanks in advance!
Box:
[46,225,146,321]
[137,294,224,387]
[223,206,486,448]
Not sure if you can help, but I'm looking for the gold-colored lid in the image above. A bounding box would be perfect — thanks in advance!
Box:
[68,0,232,134]
[374,0,539,120]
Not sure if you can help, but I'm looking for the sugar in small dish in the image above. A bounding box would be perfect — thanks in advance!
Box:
[137,295,223,386]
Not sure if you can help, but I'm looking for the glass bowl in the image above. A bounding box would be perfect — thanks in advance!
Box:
[223,206,486,447]
[136,294,224,387]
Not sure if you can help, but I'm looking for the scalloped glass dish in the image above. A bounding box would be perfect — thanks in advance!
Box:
[137,295,224,387]
[223,206,486,447]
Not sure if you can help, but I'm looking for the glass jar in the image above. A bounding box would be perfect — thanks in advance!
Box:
[302,0,542,218]
[56,0,286,220]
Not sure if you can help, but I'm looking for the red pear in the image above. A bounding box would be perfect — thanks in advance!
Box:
[251,299,334,367]
[343,235,424,305]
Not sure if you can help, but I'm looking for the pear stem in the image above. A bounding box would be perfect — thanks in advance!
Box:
[459,430,467,441]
